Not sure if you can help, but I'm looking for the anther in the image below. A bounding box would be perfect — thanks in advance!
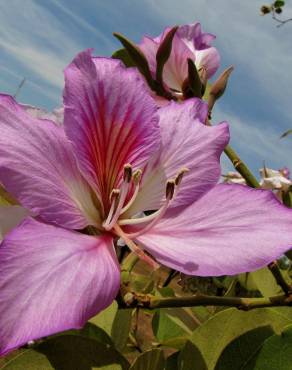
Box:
[166,179,176,200]
[123,164,133,183]
[175,167,189,186]
[110,189,120,201]
[133,169,142,185]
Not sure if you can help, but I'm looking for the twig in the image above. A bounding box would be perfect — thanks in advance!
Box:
[268,261,292,295]
[122,292,292,311]
[13,77,26,98]
[271,8,292,27]
[224,145,260,188]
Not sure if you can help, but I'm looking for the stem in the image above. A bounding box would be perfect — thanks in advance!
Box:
[224,145,260,188]
[121,252,139,273]
[268,261,292,296]
[122,292,292,311]
[162,269,179,287]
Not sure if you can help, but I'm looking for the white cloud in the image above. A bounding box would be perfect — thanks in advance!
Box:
[0,0,113,90]
[214,107,292,171]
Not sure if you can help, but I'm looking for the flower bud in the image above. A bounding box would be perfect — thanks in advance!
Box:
[208,66,234,112]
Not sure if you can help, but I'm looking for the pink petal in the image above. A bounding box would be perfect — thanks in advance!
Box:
[0,94,99,229]
[139,36,159,77]
[195,47,220,78]
[177,23,216,52]
[63,50,160,211]
[0,218,120,355]
[0,205,29,239]
[126,100,229,215]
[136,184,292,276]
[20,103,64,125]
[162,35,194,92]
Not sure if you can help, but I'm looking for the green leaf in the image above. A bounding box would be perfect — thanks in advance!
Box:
[165,352,179,370]
[243,267,282,297]
[280,128,292,138]
[111,309,133,351]
[129,349,165,370]
[178,341,207,370]
[190,307,292,370]
[89,300,118,336]
[113,33,154,88]
[112,48,136,68]
[2,333,129,370]
[185,59,202,98]
[274,0,285,8]
[283,190,292,207]
[63,323,113,345]
[253,325,292,370]
[202,82,211,101]
[152,307,198,348]
[214,326,275,370]
[156,26,178,84]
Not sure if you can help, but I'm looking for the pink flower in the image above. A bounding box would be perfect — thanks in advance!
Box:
[1,50,292,355]
[140,23,220,99]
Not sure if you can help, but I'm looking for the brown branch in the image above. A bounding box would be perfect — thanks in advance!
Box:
[121,292,292,311]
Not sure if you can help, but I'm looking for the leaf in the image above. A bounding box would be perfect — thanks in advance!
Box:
[113,33,154,88]
[2,333,129,370]
[280,128,292,138]
[274,0,285,8]
[283,190,292,207]
[243,267,282,297]
[185,59,202,98]
[89,300,118,336]
[178,341,207,370]
[111,309,133,351]
[190,307,292,370]
[112,48,136,68]
[165,352,179,370]
[253,325,292,370]
[202,82,211,102]
[129,349,165,370]
[156,26,178,84]
[214,326,275,370]
[152,307,198,349]
[63,323,113,345]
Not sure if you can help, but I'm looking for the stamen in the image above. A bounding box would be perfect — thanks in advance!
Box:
[123,164,133,183]
[165,179,176,200]
[102,189,120,228]
[103,164,133,230]
[120,169,142,215]
[175,167,189,186]
[118,179,177,239]
[114,224,159,270]
[133,169,142,185]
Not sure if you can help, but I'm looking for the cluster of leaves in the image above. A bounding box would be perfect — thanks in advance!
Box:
[1,258,292,369]
[261,1,285,15]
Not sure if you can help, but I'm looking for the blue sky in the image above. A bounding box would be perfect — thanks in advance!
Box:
[0,0,291,176]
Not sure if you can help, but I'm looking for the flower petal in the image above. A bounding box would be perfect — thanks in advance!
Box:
[20,103,64,125]
[195,47,220,78]
[0,94,99,229]
[0,218,120,355]
[0,205,29,240]
[63,50,160,211]
[161,35,194,92]
[126,100,229,216]
[135,184,292,276]
[178,23,216,50]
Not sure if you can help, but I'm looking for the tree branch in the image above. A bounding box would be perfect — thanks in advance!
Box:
[122,292,292,311]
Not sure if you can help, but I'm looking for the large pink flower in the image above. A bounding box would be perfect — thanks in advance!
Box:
[0,50,292,355]
[140,22,220,98]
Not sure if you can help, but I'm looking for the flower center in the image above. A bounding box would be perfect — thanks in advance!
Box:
[102,163,188,268]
